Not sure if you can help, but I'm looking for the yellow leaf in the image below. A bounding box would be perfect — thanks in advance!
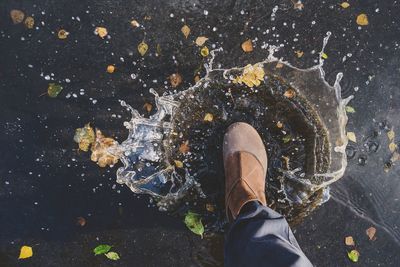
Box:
[10,9,25,24]
[347,132,357,143]
[321,52,328,59]
[19,246,33,259]
[387,130,395,141]
[241,39,253,52]
[232,64,265,88]
[95,27,108,38]
[74,124,95,152]
[58,29,69,39]
[24,17,35,29]
[138,41,149,56]
[106,65,115,73]
[195,36,208,46]
[295,50,304,58]
[345,236,355,246]
[130,20,140,28]
[356,14,369,26]
[90,129,120,167]
[200,46,209,57]
[174,160,184,168]
[181,25,190,38]
[340,2,350,9]
[203,113,214,122]
[389,143,397,153]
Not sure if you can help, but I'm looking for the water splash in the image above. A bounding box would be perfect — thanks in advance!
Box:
[114,32,352,220]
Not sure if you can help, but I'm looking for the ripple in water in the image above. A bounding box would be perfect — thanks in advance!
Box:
[113,32,352,224]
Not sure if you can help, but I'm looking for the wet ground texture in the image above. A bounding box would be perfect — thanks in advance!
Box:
[1,0,400,266]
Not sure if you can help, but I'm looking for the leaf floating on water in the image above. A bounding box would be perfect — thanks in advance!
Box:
[356,14,369,26]
[275,62,284,69]
[10,9,25,24]
[93,244,112,255]
[292,0,304,10]
[76,216,86,227]
[200,46,209,57]
[284,89,296,98]
[195,36,208,46]
[138,41,149,56]
[91,130,120,167]
[169,73,183,88]
[181,25,190,38]
[282,135,291,143]
[105,251,120,260]
[174,160,184,168]
[18,245,33,259]
[340,2,350,8]
[276,121,283,128]
[74,124,95,152]
[347,250,359,262]
[203,113,214,122]
[387,130,395,141]
[295,50,304,58]
[95,27,108,38]
[241,39,253,52]
[24,17,35,29]
[321,52,328,59]
[47,83,63,98]
[345,236,355,246]
[184,211,204,238]
[130,20,140,28]
[156,44,162,56]
[143,103,153,113]
[232,64,265,87]
[57,29,69,39]
[179,141,190,154]
[345,106,356,113]
[366,226,377,240]
[206,203,215,212]
[347,132,357,143]
[389,142,397,153]
[106,65,115,73]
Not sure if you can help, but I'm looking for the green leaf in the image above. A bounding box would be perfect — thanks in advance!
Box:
[345,106,356,113]
[184,211,204,238]
[93,244,112,255]
[47,83,63,98]
[282,135,291,143]
[105,251,120,261]
[347,250,359,262]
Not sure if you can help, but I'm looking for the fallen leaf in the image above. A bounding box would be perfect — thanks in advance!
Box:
[106,65,115,73]
[321,52,328,59]
[276,121,283,128]
[179,141,190,154]
[194,75,200,83]
[74,124,95,152]
[206,203,215,212]
[181,25,191,38]
[195,36,208,46]
[169,73,183,87]
[389,143,397,153]
[232,64,265,87]
[10,10,25,24]
[93,244,112,255]
[174,160,184,168]
[293,1,304,10]
[156,44,162,56]
[57,29,69,39]
[184,211,204,238]
[387,130,395,141]
[138,41,148,56]
[347,250,359,262]
[76,217,86,226]
[347,132,357,143]
[203,113,214,122]
[144,15,152,20]
[47,83,63,98]
[130,20,140,28]
[18,246,33,259]
[345,236,355,246]
[282,135,291,143]
[275,62,284,69]
[241,39,253,52]
[391,152,400,163]
[284,89,296,98]
[90,129,121,167]
[200,46,209,57]
[340,2,350,9]
[24,17,35,29]
[366,226,377,241]
[345,106,356,113]
[95,27,108,38]
[356,14,369,26]
[105,252,120,261]
[295,50,304,58]
[143,103,153,113]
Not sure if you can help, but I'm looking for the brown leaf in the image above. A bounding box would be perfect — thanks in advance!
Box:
[366,227,377,241]
[130,20,140,28]
[345,236,355,246]
[58,29,69,39]
[293,1,304,10]
[195,36,208,46]
[356,14,369,26]
[206,203,215,212]
[76,217,86,227]
[181,25,190,38]
[179,141,190,154]
[275,62,284,69]
[295,50,304,58]
[276,121,283,128]
[194,75,200,83]
[284,89,296,98]
[241,39,253,52]
[143,103,153,113]
[169,73,183,88]
[95,27,108,38]
[10,9,25,24]
[106,65,115,73]
[24,17,35,29]
[90,129,120,167]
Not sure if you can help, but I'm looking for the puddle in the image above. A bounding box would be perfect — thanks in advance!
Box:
[113,32,352,225]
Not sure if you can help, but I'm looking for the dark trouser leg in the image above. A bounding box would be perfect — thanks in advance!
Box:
[224,201,313,267]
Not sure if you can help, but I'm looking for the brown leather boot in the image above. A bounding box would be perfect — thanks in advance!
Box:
[223,122,268,222]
